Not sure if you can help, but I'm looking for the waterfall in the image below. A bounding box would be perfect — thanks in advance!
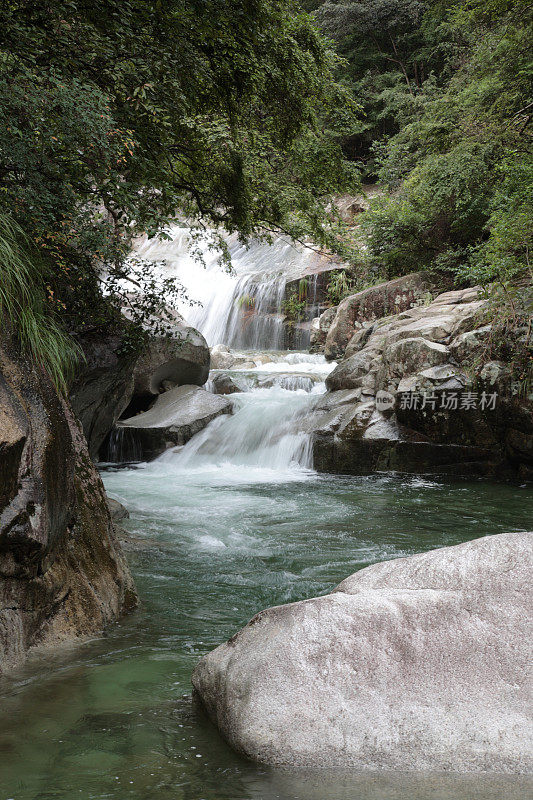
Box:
[142,353,335,479]
[103,427,143,464]
[156,387,314,478]
[123,229,338,477]
[132,226,323,349]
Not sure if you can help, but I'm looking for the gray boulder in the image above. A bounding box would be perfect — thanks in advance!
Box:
[133,326,210,399]
[107,497,130,522]
[310,306,337,353]
[210,372,250,395]
[396,364,469,394]
[326,348,382,392]
[193,532,532,773]
[210,345,259,371]
[383,337,449,378]
[344,323,376,358]
[210,344,236,370]
[70,323,209,460]
[324,273,437,361]
[118,384,232,460]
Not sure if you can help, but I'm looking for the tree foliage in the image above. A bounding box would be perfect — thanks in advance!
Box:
[0,0,359,347]
[310,0,532,313]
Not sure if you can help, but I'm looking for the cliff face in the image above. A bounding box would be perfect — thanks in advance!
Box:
[0,341,136,673]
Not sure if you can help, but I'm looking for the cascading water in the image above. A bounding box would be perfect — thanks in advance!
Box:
[126,228,337,473]
[105,426,144,464]
[132,226,325,349]
[149,354,334,479]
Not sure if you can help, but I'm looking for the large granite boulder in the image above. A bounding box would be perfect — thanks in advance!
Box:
[132,326,210,405]
[324,272,437,361]
[70,322,210,459]
[193,532,532,773]
[117,384,232,460]
[0,341,136,673]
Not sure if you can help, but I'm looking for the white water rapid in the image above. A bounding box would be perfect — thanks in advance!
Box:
[133,226,324,349]
[158,354,334,482]
[128,228,337,477]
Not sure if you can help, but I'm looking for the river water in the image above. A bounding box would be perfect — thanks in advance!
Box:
[1,239,532,800]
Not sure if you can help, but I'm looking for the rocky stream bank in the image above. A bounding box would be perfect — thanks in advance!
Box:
[1,264,531,788]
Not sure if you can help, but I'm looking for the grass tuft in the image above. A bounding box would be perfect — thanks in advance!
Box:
[0,214,79,393]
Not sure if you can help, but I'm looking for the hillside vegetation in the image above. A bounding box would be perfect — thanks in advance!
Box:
[0,0,531,384]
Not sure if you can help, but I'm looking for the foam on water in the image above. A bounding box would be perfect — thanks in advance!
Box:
[153,384,317,481]
[123,351,335,482]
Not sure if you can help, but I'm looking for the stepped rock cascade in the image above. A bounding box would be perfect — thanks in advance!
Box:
[155,353,334,478]
[132,227,327,349]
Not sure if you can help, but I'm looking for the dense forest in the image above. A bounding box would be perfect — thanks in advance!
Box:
[0,0,531,382]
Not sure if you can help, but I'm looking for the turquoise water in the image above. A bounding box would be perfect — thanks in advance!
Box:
[0,466,532,800]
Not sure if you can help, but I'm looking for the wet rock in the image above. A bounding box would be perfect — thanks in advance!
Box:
[69,330,137,460]
[71,323,209,459]
[193,532,532,773]
[311,396,497,476]
[210,345,258,371]
[210,344,236,370]
[210,372,249,395]
[233,360,257,370]
[312,388,363,411]
[506,428,533,463]
[0,341,136,673]
[107,497,130,522]
[118,384,232,460]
